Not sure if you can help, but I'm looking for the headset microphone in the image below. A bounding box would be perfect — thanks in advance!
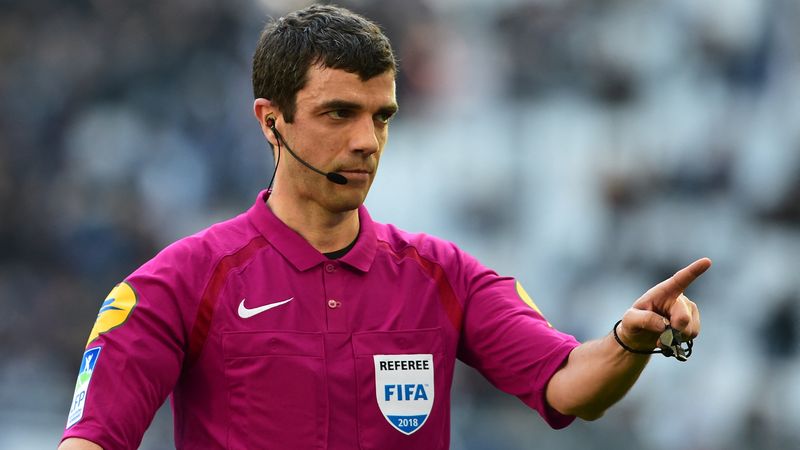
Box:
[266,117,348,185]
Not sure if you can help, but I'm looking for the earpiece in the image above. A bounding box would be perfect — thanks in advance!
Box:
[265,116,275,129]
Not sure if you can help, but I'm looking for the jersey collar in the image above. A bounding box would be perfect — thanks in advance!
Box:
[247,190,376,273]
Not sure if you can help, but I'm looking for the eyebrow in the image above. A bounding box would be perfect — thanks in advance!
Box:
[316,99,399,116]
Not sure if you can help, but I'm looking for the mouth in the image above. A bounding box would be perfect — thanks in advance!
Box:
[336,168,373,182]
[337,166,372,173]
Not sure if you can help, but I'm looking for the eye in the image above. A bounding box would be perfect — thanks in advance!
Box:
[375,111,395,124]
[326,109,354,120]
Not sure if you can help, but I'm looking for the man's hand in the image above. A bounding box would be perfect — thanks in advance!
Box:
[615,258,711,352]
[546,257,712,420]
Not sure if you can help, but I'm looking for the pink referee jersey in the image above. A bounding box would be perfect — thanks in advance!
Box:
[62,190,580,449]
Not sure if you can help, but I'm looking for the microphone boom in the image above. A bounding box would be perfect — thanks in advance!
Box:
[267,121,349,185]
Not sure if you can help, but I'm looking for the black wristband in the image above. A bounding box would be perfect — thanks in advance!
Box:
[612,320,658,355]
[612,319,694,361]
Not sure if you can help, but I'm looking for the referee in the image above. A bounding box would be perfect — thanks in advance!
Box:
[59,4,710,449]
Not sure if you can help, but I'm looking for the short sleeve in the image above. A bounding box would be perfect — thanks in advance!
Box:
[455,252,580,429]
[61,269,191,448]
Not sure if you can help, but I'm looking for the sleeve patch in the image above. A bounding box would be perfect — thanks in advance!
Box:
[515,281,552,327]
[66,347,102,429]
[86,281,138,346]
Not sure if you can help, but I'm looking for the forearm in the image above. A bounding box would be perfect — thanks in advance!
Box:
[545,333,650,421]
[58,438,102,450]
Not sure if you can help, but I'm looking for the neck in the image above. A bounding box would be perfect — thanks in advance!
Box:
[266,188,360,254]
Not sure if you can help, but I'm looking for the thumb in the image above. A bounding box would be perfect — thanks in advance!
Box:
[617,308,669,351]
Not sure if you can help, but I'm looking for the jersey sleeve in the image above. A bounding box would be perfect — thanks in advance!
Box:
[61,245,201,449]
[453,249,581,429]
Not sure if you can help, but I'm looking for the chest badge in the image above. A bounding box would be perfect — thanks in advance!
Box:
[373,354,434,435]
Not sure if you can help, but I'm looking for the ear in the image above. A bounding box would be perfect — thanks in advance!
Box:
[254,98,279,147]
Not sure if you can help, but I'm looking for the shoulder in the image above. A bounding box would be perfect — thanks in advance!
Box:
[371,221,474,270]
[368,221,500,311]
[132,210,266,290]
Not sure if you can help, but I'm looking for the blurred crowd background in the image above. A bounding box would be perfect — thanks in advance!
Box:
[2,0,799,448]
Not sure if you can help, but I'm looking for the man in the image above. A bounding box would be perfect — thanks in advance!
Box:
[60,5,710,449]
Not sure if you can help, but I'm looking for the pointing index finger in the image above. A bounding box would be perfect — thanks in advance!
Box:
[663,258,712,296]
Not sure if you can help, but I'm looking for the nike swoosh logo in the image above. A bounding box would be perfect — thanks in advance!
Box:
[237,297,294,319]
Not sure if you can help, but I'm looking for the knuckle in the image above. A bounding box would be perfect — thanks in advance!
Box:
[673,317,691,332]
[621,308,638,323]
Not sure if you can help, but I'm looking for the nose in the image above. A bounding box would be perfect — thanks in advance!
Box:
[349,116,380,156]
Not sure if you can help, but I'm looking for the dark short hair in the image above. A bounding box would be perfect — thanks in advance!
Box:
[252,4,397,122]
